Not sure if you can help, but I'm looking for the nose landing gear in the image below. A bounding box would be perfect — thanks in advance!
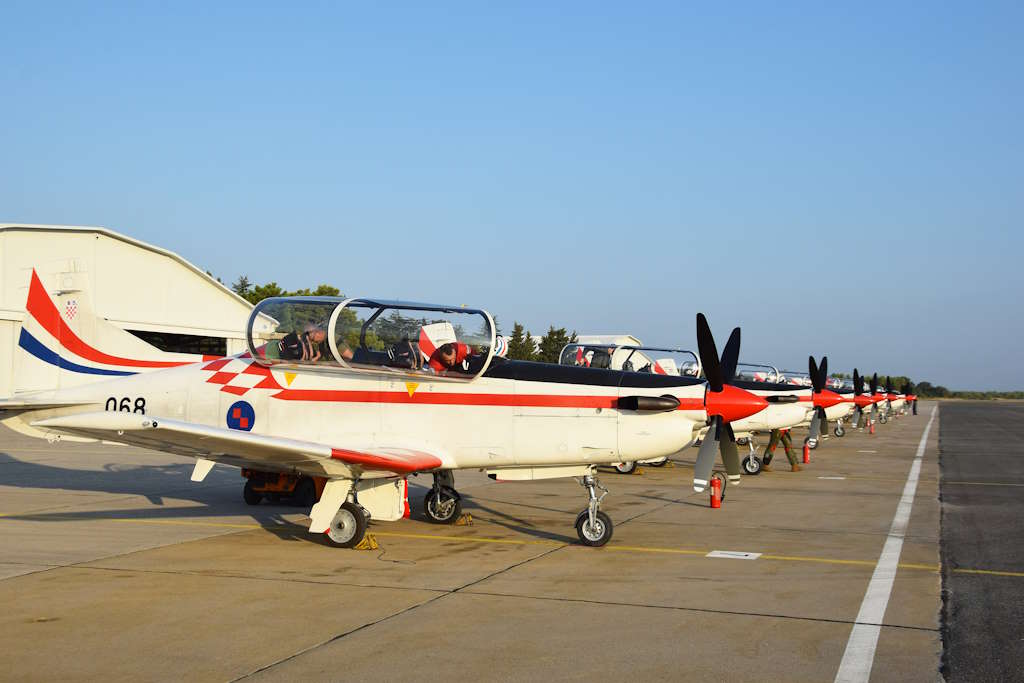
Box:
[575,472,613,546]
[741,437,762,475]
[423,471,462,524]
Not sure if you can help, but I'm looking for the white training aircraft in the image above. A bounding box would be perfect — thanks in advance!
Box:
[2,271,770,548]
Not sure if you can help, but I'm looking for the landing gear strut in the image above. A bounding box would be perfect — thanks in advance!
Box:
[741,437,762,475]
[423,471,462,524]
[575,471,613,546]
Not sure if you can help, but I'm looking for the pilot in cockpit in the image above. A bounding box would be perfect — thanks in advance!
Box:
[420,322,472,374]
[279,323,327,362]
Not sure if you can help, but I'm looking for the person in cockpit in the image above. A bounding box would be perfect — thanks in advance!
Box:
[429,341,472,372]
[279,324,326,362]
[419,321,473,374]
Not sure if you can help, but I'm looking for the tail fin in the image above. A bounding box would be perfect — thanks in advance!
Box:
[10,269,201,395]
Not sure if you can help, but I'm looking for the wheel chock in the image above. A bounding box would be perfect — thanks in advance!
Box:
[632,468,644,475]
[455,513,474,526]
[353,534,379,551]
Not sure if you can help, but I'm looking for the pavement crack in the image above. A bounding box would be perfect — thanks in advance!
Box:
[230,544,566,681]
[460,589,939,633]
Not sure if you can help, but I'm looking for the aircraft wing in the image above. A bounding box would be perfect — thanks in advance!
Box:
[31,411,444,479]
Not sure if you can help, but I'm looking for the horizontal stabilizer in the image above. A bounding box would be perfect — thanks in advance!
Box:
[0,398,96,412]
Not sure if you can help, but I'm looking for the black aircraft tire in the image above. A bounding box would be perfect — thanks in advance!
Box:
[324,502,367,548]
[243,480,262,506]
[742,455,762,475]
[293,477,318,508]
[575,510,613,547]
[423,486,462,524]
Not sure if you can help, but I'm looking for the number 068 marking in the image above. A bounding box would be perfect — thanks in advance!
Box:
[105,397,146,414]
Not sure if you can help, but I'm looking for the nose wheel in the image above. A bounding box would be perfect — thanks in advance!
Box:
[613,461,637,474]
[575,472,613,546]
[742,455,763,475]
[423,471,462,524]
[834,422,846,437]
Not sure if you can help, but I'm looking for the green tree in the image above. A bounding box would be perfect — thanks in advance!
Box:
[247,281,285,304]
[507,322,535,360]
[231,275,252,297]
[536,326,576,364]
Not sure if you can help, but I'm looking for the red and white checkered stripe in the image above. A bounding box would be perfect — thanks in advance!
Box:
[202,357,282,395]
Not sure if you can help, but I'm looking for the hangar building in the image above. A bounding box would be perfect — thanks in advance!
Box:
[0,224,255,398]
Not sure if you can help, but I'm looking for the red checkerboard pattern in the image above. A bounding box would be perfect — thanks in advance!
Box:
[203,358,282,395]
[231,406,250,429]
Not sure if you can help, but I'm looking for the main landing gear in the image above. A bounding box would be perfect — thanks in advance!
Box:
[423,471,462,524]
[575,472,613,546]
[325,501,368,548]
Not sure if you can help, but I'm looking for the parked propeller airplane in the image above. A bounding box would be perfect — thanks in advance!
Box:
[2,271,773,548]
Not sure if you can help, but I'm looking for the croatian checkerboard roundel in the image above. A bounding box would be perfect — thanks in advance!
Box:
[227,401,255,431]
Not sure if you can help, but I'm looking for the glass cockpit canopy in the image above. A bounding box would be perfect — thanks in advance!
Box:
[246,297,496,380]
[735,363,782,383]
[558,343,701,377]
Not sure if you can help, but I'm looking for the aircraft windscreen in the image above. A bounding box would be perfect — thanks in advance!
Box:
[248,299,337,366]
[247,298,495,379]
[559,344,700,376]
[333,301,494,379]
[735,363,781,383]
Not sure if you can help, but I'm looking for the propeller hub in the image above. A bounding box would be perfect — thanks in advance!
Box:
[813,389,844,410]
[705,384,769,423]
[853,394,874,408]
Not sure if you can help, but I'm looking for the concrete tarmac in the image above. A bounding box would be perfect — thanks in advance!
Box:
[0,406,954,681]
[939,401,1024,682]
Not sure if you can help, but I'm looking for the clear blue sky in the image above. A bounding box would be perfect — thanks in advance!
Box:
[3,2,1022,390]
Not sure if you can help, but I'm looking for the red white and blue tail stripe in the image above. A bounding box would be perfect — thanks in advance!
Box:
[17,270,199,380]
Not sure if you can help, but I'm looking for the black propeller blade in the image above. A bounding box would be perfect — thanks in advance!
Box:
[852,368,863,427]
[692,314,748,491]
[696,313,722,393]
[720,328,740,385]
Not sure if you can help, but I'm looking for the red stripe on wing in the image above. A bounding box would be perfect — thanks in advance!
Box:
[331,448,442,474]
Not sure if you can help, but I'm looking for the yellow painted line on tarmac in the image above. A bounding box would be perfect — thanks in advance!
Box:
[371,530,562,548]
[107,518,263,530]
[4,514,1023,578]
[951,567,1024,578]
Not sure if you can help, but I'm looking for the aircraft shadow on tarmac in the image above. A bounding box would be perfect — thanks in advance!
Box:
[0,452,581,545]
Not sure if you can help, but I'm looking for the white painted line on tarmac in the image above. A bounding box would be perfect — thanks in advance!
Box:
[834,405,937,683]
[818,476,847,480]
[706,550,761,560]
[857,450,877,453]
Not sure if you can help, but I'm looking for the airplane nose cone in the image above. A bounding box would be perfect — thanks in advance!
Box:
[814,389,844,410]
[705,384,769,423]
[854,394,874,408]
